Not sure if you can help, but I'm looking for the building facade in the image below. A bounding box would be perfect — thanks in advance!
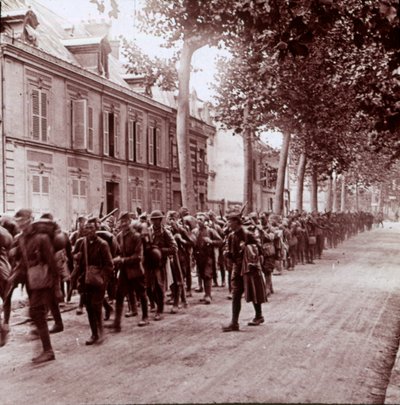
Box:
[0,0,214,229]
[207,125,279,214]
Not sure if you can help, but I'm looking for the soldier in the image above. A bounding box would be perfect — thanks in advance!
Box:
[0,223,13,347]
[222,211,267,332]
[12,209,59,363]
[143,210,178,321]
[69,216,87,314]
[74,218,114,345]
[107,212,149,331]
[192,213,223,305]
[165,211,194,312]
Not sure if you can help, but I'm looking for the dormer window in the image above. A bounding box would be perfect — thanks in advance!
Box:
[62,36,111,78]
[1,9,39,46]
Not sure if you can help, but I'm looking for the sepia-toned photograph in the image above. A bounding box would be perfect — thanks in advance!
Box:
[0,0,399,403]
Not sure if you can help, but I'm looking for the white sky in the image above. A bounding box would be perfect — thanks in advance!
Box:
[36,0,282,148]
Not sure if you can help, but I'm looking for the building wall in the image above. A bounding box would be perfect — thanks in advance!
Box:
[1,37,212,229]
[207,126,278,213]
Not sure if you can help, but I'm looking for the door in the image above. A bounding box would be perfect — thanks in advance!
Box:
[106,181,119,214]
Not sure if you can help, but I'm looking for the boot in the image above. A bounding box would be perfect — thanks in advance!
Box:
[32,350,55,364]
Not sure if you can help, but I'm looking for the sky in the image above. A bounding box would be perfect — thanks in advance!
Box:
[35,0,282,148]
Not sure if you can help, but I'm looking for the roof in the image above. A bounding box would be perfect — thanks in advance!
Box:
[62,36,105,47]
[1,0,213,125]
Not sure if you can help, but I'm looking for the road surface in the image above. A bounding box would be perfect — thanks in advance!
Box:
[1,223,399,404]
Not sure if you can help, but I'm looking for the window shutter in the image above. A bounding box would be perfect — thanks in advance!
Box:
[72,179,79,196]
[72,99,87,150]
[32,174,40,193]
[155,127,161,166]
[32,89,40,140]
[42,176,49,194]
[103,111,109,156]
[88,107,94,151]
[80,180,87,196]
[114,115,120,157]
[148,127,154,164]
[128,120,134,161]
[135,122,142,162]
[40,92,48,142]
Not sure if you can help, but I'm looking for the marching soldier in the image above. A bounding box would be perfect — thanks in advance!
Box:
[107,212,149,331]
[143,210,178,321]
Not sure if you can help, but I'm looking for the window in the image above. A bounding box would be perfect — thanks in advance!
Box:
[31,173,50,216]
[171,139,178,169]
[128,120,142,162]
[103,111,119,158]
[72,177,87,215]
[190,141,197,172]
[31,88,48,142]
[268,168,278,189]
[147,126,162,166]
[130,184,143,212]
[150,186,162,211]
[71,100,94,152]
[198,148,206,173]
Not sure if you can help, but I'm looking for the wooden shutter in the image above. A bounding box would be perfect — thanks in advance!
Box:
[148,127,154,164]
[72,99,87,150]
[32,89,40,140]
[88,107,94,151]
[135,122,142,162]
[40,92,48,142]
[114,115,120,157]
[103,111,109,156]
[155,127,161,166]
[128,120,134,161]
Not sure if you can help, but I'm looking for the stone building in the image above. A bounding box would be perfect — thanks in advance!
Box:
[207,126,279,214]
[0,0,213,229]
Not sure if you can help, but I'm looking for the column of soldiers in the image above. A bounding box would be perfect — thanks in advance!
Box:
[0,206,376,364]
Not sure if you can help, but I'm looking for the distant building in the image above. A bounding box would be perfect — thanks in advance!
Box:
[0,0,213,228]
[207,125,280,214]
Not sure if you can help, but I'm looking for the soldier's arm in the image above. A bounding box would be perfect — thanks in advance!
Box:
[122,233,143,266]
[162,228,178,255]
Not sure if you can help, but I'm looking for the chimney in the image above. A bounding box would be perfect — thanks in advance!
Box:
[83,19,111,37]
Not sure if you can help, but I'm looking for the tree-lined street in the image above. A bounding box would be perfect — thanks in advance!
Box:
[1,224,399,404]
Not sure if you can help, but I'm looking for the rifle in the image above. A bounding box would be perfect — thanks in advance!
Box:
[219,204,223,220]
[239,201,248,217]
[100,208,119,223]
[99,202,104,219]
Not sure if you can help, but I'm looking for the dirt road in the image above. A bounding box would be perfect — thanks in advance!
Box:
[1,223,399,404]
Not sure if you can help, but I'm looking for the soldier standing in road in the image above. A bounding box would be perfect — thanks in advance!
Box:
[12,209,59,363]
[192,213,223,305]
[107,212,149,331]
[143,210,178,321]
[222,211,267,332]
[0,223,13,347]
[75,218,113,345]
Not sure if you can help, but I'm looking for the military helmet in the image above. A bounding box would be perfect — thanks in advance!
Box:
[150,210,164,220]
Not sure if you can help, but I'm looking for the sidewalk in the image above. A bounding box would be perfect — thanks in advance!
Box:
[385,330,400,404]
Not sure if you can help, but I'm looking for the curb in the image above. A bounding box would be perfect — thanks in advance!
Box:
[385,335,400,404]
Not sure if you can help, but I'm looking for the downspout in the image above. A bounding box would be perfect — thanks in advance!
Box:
[0,47,6,213]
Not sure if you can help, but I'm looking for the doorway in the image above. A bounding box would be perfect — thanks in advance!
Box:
[106,181,119,214]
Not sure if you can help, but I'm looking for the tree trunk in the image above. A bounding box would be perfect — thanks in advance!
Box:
[378,183,383,212]
[310,167,318,212]
[355,183,359,212]
[242,120,254,213]
[325,175,333,212]
[340,175,346,212]
[176,41,196,213]
[332,173,338,212]
[273,132,291,215]
[295,152,306,212]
